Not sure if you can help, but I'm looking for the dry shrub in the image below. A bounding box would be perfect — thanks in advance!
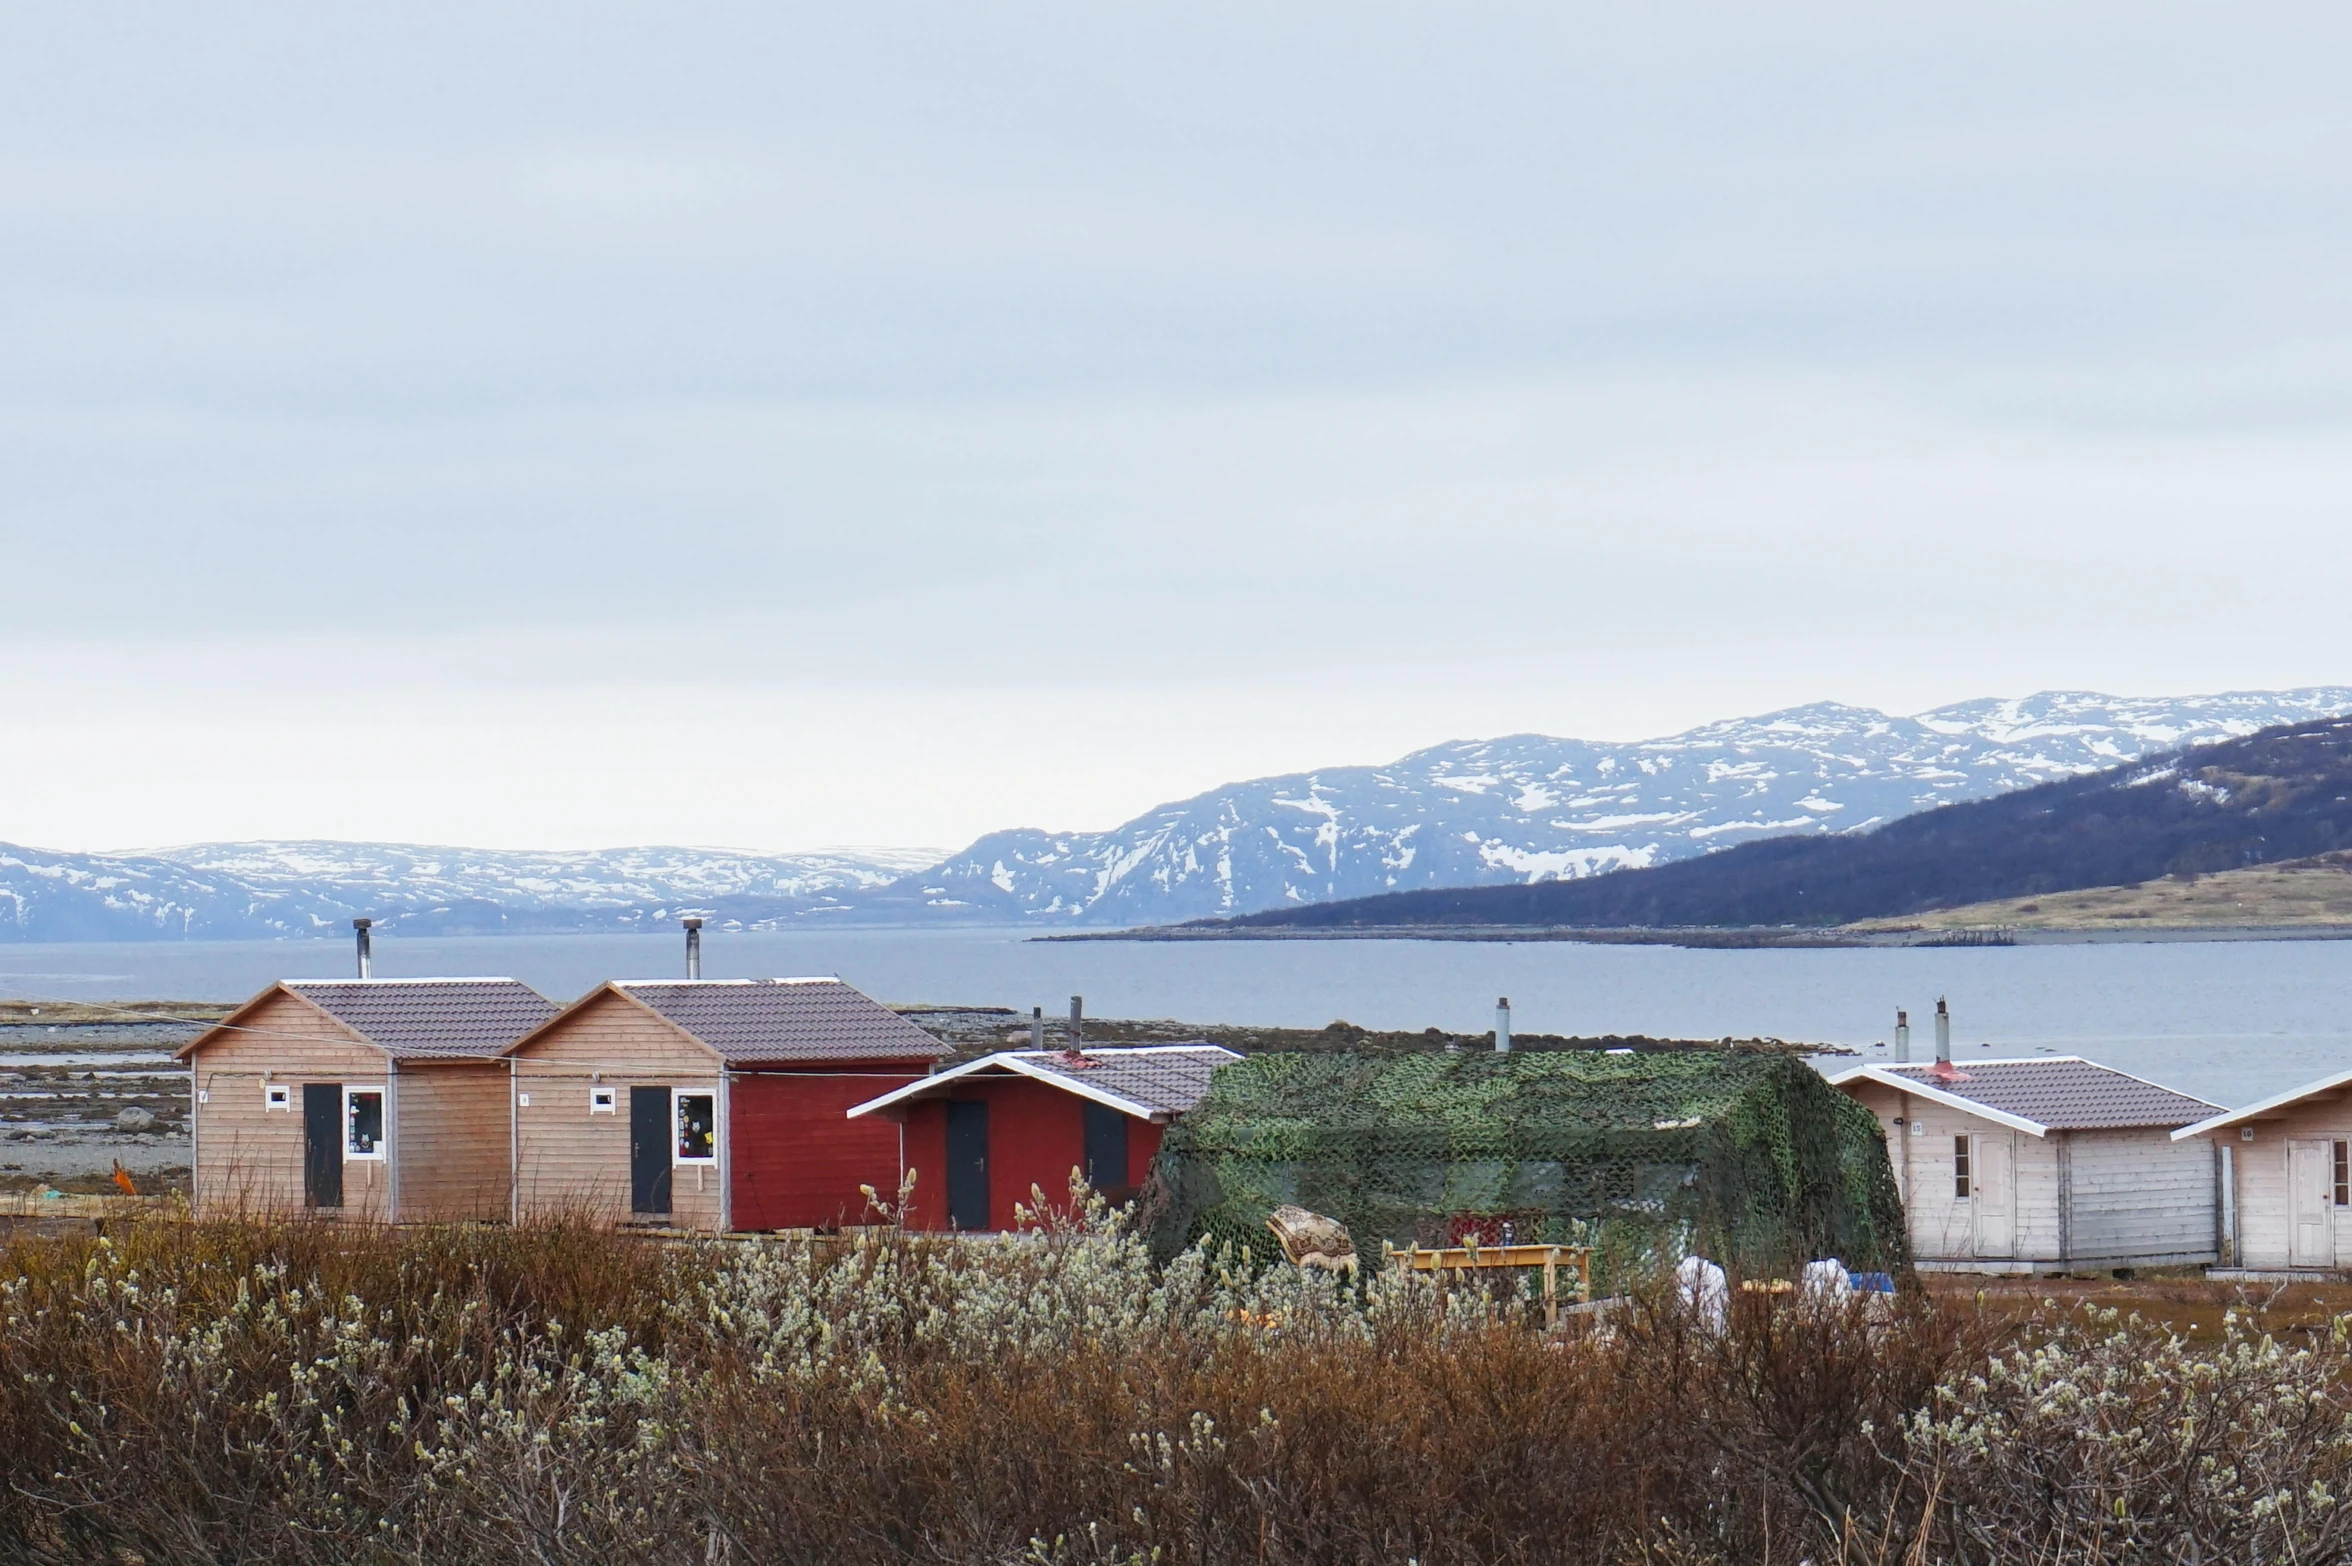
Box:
[1,1203,2348,1565]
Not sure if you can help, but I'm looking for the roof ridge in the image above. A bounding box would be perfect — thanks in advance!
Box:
[1890,1055,2090,1068]
[616,977,843,988]
[289,976,526,985]
[1014,1043,1237,1058]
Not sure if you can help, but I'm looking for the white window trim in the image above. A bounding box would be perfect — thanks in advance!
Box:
[264,1083,291,1111]
[344,1084,388,1162]
[673,1086,718,1166]
[590,1086,617,1114]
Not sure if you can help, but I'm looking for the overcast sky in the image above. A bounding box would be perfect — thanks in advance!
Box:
[4,3,2349,854]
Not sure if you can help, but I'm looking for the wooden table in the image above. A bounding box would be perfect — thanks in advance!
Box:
[1386,1241,1593,1330]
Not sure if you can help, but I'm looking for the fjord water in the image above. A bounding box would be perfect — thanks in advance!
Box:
[1,929,2345,1110]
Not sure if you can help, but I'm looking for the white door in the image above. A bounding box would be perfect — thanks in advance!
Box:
[2289,1140,2333,1269]
[1973,1133,2016,1259]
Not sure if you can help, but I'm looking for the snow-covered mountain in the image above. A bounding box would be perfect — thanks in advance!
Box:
[4,689,2348,939]
[0,842,938,941]
[890,689,2352,926]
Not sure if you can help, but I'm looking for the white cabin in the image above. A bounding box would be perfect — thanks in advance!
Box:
[2174,1070,2352,1273]
[1832,1058,2223,1275]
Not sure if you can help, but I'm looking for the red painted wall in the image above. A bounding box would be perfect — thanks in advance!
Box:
[728,1064,930,1231]
[895,1078,1165,1232]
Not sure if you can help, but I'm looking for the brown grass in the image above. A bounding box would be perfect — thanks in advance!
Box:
[2,1214,2349,1564]
[1848,851,2352,932]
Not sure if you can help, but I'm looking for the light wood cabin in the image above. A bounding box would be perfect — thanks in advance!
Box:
[177,979,557,1222]
[2173,1069,2352,1272]
[1833,1057,2223,1274]
[504,979,943,1232]
[508,984,728,1230]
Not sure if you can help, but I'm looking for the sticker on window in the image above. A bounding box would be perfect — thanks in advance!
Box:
[675,1091,716,1164]
[346,1087,386,1159]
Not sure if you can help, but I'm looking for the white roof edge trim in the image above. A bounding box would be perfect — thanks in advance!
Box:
[1832,1066,2051,1138]
[2172,1066,2352,1140]
[847,1050,1193,1121]
[1011,1044,1245,1061]
[991,1056,1162,1119]
[847,1055,1017,1118]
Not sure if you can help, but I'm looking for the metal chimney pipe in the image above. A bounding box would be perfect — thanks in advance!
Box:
[353,918,373,980]
[683,917,703,980]
[1894,1009,1910,1064]
[1495,997,1512,1054]
[1068,995,1084,1049]
[1934,997,1951,1064]
[1030,1006,1044,1050]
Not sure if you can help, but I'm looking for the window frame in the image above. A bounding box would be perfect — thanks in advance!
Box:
[264,1083,291,1112]
[2334,1140,2348,1208]
[1953,1133,1972,1201]
[344,1084,388,1162]
[590,1085,617,1115]
[673,1087,717,1166]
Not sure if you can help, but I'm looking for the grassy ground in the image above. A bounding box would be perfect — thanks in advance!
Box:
[1848,850,2352,932]
[1928,1268,2352,1343]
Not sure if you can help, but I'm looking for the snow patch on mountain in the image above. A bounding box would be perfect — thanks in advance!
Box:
[0,842,940,942]
[888,688,2352,927]
[4,689,2349,941]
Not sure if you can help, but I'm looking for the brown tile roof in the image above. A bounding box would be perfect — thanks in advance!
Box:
[1861,1057,2221,1132]
[1006,1045,1238,1117]
[614,979,948,1065]
[284,979,558,1061]
[847,1044,1241,1121]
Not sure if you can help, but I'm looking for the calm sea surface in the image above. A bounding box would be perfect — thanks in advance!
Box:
[0,929,2346,1110]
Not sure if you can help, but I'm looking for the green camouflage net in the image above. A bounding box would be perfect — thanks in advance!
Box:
[1145,1048,1907,1288]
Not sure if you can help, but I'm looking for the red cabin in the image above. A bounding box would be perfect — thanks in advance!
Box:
[847,1043,1238,1231]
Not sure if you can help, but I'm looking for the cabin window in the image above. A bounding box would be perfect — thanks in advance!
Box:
[345,1087,386,1160]
[591,1086,617,1114]
[1953,1135,1971,1200]
[674,1090,716,1164]
[2335,1141,2349,1208]
[264,1084,290,1112]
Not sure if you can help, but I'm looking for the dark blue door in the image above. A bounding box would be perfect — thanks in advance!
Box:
[631,1087,672,1215]
[945,1100,989,1230]
[1083,1102,1130,1196]
[303,1083,342,1209]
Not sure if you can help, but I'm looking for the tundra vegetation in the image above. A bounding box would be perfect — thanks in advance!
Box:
[2,1191,2350,1565]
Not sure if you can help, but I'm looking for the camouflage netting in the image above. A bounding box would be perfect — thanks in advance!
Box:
[1144,1048,1907,1287]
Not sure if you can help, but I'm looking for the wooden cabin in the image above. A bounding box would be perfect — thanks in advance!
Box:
[847,1044,1239,1231]
[2173,1069,2352,1272]
[504,978,944,1231]
[176,979,557,1221]
[1832,1057,2222,1274]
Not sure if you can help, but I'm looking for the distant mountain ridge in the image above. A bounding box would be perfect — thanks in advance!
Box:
[887,689,2352,926]
[0,688,2346,940]
[0,842,938,942]
[1217,715,2352,932]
